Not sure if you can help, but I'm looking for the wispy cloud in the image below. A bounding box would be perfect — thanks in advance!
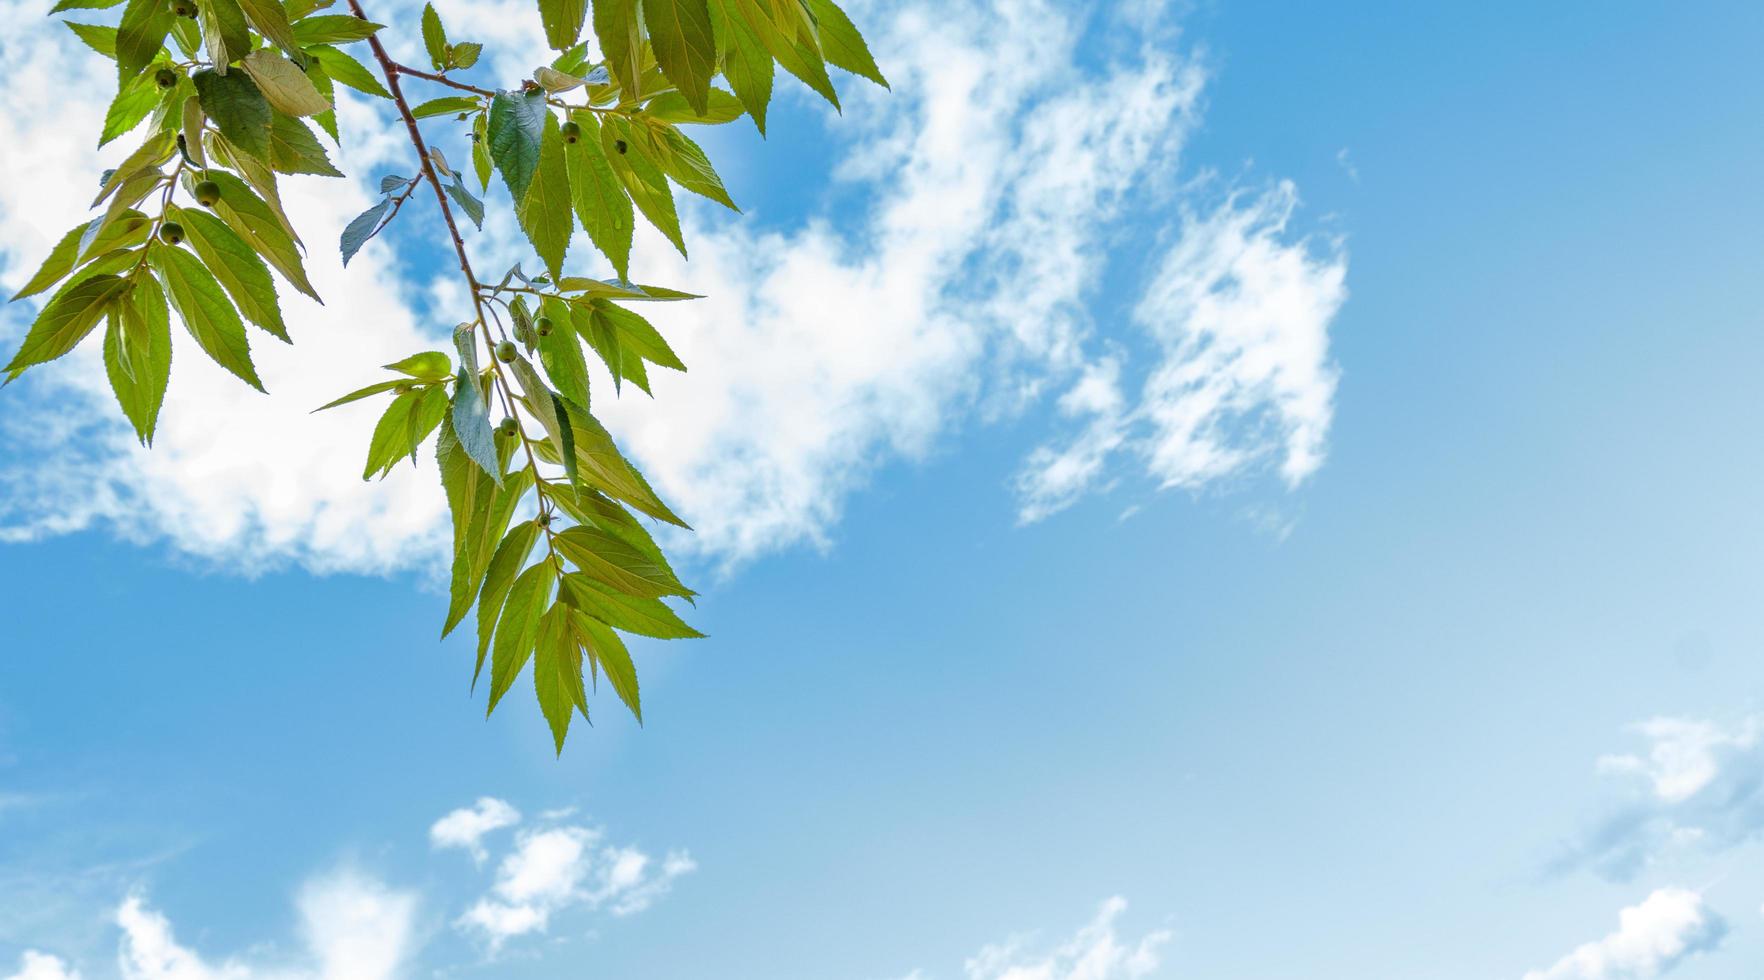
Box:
[429,797,521,865]
[893,897,1170,980]
[1552,716,1764,880]
[1,951,80,980]
[1521,888,1725,980]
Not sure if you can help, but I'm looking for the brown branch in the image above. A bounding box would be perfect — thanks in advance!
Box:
[348,0,562,536]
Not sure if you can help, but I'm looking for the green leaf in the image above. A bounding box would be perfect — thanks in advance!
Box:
[643,88,746,126]
[449,324,502,481]
[646,0,718,115]
[537,0,587,50]
[561,573,702,639]
[149,243,262,390]
[805,0,887,88]
[533,605,587,752]
[237,0,304,63]
[517,112,572,279]
[558,401,689,526]
[308,45,392,100]
[591,0,642,100]
[363,388,420,478]
[564,112,632,280]
[421,3,448,71]
[472,112,492,190]
[197,0,252,71]
[194,68,273,160]
[449,42,482,69]
[602,117,685,256]
[593,300,686,372]
[568,610,641,722]
[93,131,174,208]
[170,205,289,342]
[101,64,163,147]
[475,520,541,683]
[313,378,408,412]
[51,0,127,11]
[412,95,479,118]
[266,113,343,176]
[3,274,132,376]
[652,124,737,210]
[202,171,321,301]
[291,14,384,46]
[738,0,838,109]
[555,525,690,599]
[487,561,553,714]
[241,50,331,117]
[385,351,452,380]
[116,0,172,83]
[339,197,391,266]
[307,60,340,142]
[64,21,119,57]
[709,0,772,133]
[487,88,546,204]
[446,176,484,230]
[537,296,592,410]
[12,211,151,302]
[102,269,173,445]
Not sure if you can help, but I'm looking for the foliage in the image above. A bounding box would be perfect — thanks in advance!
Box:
[6,0,885,752]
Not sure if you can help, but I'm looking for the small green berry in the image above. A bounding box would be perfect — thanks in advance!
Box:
[171,0,197,16]
[614,139,628,155]
[155,68,178,90]
[560,121,581,144]
[159,222,185,245]
[535,315,554,337]
[497,417,520,438]
[194,180,221,207]
[494,340,518,363]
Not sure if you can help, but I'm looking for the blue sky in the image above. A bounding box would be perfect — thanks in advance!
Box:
[2,1,1763,978]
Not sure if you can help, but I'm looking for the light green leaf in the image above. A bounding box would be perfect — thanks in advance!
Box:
[476,520,541,684]
[517,112,572,279]
[602,118,685,256]
[805,0,887,88]
[487,561,553,714]
[3,274,132,376]
[421,3,448,71]
[197,0,251,71]
[537,0,587,50]
[652,123,737,210]
[709,0,772,132]
[385,351,452,380]
[291,15,384,46]
[412,95,479,118]
[11,211,151,302]
[102,271,173,445]
[568,610,641,722]
[101,63,163,147]
[150,243,262,390]
[643,88,745,126]
[363,388,420,478]
[646,0,717,115]
[591,0,642,100]
[313,378,408,412]
[266,113,343,176]
[241,50,331,117]
[537,296,592,411]
[237,0,304,63]
[533,605,587,752]
[562,573,703,639]
[558,401,689,526]
[116,0,171,82]
[64,21,119,58]
[449,324,502,482]
[308,45,393,100]
[564,112,632,280]
[555,525,690,599]
[170,205,289,342]
[202,170,321,301]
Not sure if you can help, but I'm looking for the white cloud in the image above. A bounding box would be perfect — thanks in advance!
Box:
[429,797,522,864]
[894,897,1170,980]
[114,871,417,980]
[1016,184,1346,522]
[454,820,694,950]
[1,951,80,980]
[1522,888,1725,980]
[0,0,1345,574]
[1555,716,1764,880]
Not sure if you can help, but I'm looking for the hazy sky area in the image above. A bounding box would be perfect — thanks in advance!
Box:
[2,1,1762,978]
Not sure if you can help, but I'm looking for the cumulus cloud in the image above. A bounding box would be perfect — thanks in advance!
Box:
[450,810,694,950]
[1,952,80,980]
[1553,716,1764,880]
[1522,888,1725,980]
[112,870,417,980]
[0,0,1344,574]
[429,797,522,864]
